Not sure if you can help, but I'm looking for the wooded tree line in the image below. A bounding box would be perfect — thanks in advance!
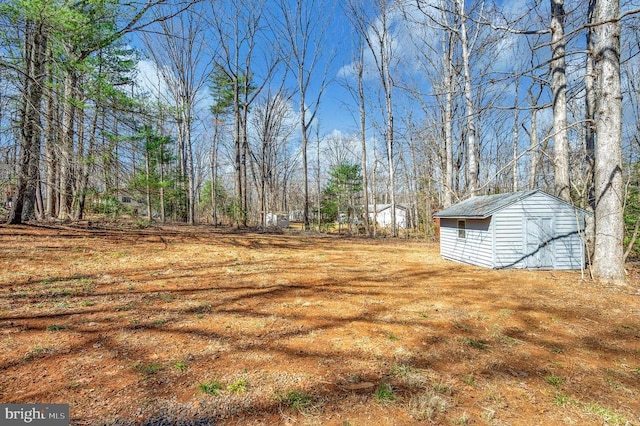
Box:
[0,0,638,284]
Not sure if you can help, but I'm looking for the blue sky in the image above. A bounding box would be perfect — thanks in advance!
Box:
[132,0,640,162]
[133,0,359,136]
[132,0,553,137]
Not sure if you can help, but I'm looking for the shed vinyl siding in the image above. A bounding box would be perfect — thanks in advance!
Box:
[492,192,586,270]
[547,212,586,269]
[525,217,554,268]
[436,191,589,270]
[440,218,493,268]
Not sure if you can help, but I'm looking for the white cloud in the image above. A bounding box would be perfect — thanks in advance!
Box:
[338,1,430,81]
[134,59,171,102]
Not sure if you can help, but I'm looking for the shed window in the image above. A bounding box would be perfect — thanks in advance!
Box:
[457,220,466,239]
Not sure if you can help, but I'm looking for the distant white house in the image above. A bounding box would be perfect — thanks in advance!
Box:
[368,204,409,229]
[266,212,290,228]
[120,194,146,215]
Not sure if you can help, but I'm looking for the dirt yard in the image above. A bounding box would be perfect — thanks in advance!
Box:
[0,223,638,425]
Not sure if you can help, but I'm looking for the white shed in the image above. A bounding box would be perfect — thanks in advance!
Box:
[369,204,409,229]
[434,190,590,270]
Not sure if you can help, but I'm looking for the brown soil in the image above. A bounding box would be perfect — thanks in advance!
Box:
[0,223,639,425]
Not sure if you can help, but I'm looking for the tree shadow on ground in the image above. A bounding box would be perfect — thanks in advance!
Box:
[0,225,638,425]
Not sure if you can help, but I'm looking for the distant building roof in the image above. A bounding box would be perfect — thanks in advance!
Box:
[434,190,589,219]
[368,204,409,213]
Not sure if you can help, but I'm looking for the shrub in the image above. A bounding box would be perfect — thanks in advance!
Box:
[199,381,223,395]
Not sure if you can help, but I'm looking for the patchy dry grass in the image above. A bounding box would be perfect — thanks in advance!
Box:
[0,223,639,425]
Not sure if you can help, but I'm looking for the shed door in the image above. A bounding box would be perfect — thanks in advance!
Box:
[525,217,554,268]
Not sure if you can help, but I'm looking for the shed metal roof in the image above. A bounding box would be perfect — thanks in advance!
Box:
[433,190,588,219]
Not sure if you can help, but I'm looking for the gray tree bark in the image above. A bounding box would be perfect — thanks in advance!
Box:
[512,78,519,192]
[356,46,371,236]
[443,16,455,207]
[550,0,570,201]
[57,70,77,220]
[44,44,58,219]
[591,0,626,284]
[457,0,478,197]
[9,19,47,224]
[584,1,597,256]
[380,5,397,237]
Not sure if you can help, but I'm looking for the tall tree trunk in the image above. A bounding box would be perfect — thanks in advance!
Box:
[443,28,454,207]
[158,137,166,223]
[233,86,242,226]
[584,0,597,256]
[316,135,321,231]
[241,103,249,225]
[513,78,519,192]
[145,141,152,220]
[44,45,58,219]
[409,132,420,232]
[591,0,625,284]
[527,84,542,190]
[76,104,98,221]
[259,124,267,226]
[378,4,396,237]
[458,0,478,197]
[176,115,187,221]
[185,108,195,225]
[301,96,310,231]
[372,152,378,238]
[357,48,370,236]
[112,118,120,218]
[9,20,47,224]
[551,0,570,201]
[58,71,77,220]
[210,122,219,226]
[35,183,43,219]
[73,86,90,221]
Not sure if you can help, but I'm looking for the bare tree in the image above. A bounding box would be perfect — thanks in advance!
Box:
[273,0,333,231]
[210,0,279,225]
[210,0,257,225]
[208,65,234,226]
[522,82,544,189]
[408,0,458,207]
[346,0,398,236]
[584,0,597,254]
[338,41,371,234]
[442,12,456,206]
[456,0,479,197]
[248,87,295,226]
[356,44,371,236]
[591,0,626,284]
[144,5,212,224]
[56,51,78,220]
[512,77,519,191]
[323,131,358,170]
[550,0,570,201]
